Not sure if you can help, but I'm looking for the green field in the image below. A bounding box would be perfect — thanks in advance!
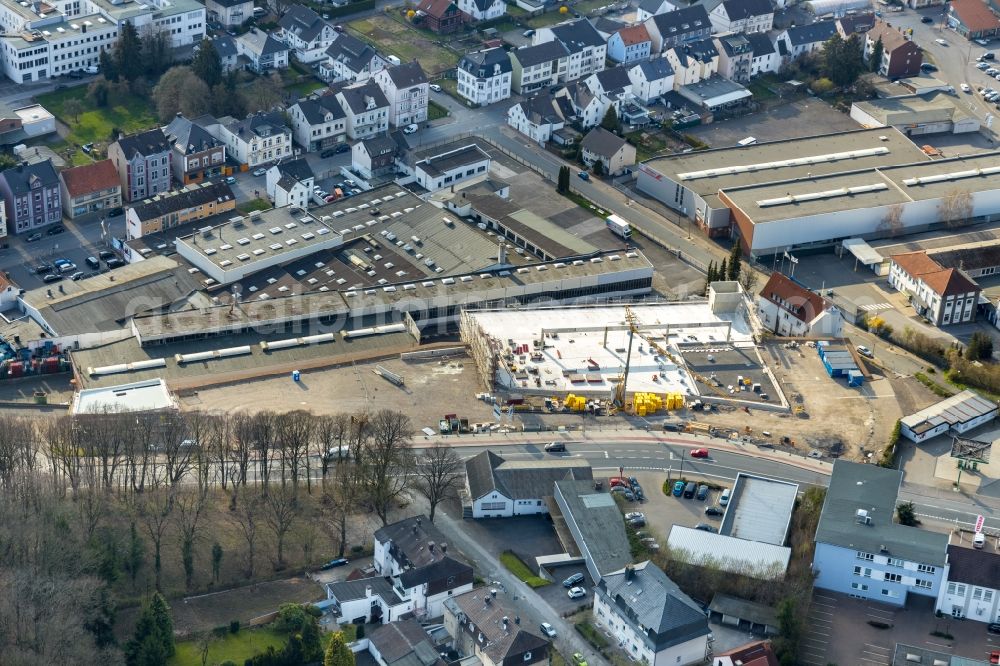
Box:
[286,79,327,98]
[169,628,287,666]
[500,551,551,588]
[348,15,460,75]
[36,86,158,146]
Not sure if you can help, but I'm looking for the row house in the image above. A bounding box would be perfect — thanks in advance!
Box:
[108,128,172,203]
[205,0,253,27]
[607,24,652,64]
[235,27,289,72]
[865,19,922,79]
[888,251,980,327]
[456,0,506,22]
[636,0,679,22]
[665,40,719,87]
[59,159,121,220]
[352,135,398,180]
[776,20,837,62]
[534,19,607,82]
[627,58,674,103]
[277,5,336,63]
[265,158,314,209]
[374,61,429,128]
[707,0,773,35]
[320,32,387,83]
[0,160,60,233]
[746,31,779,76]
[457,47,512,106]
[644,4,712,53]
[288,94,347,152]
[507,93,567,144]
[715,32,753,83]
[163,114,226,185]
[124,180,235,239]
[218,111,293,167]
[335,80,390,140]
[510,41,569,94]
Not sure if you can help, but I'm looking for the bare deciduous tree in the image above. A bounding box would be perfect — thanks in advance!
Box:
[174,489,207,590]
[939,188,973,228]
[263,485,298,570]
[413,443,463,522]
[230,486,262,577]
[878,203,904,237]
[275,410,314,495]
[358,410,415,525]
[134,487,174,591]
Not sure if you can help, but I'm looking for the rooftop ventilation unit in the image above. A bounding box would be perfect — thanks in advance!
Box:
[855,509,871,525]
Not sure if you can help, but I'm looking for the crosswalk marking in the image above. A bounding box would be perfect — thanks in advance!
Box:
[859,302,892,312]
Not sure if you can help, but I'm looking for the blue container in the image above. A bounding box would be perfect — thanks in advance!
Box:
[292,370,301,382]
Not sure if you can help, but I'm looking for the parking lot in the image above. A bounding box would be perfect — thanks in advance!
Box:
[688,98,859,148]
[626,470,728,547]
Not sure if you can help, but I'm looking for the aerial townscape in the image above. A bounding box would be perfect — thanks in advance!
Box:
[5,0,1000,661]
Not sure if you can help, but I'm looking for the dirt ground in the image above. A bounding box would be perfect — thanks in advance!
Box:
[182,354,495,432]
[685,341,903,461]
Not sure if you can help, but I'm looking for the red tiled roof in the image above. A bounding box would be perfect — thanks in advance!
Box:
[714,641,779,666]
[890,250,944,277]
[919,267,979,297]
[867,19,920,53]
[949,0,1000,33]
[759,272,828,323]
[59,159,120,197]
[617,24,651,46]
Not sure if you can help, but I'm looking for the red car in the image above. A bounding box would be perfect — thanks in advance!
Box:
[690,448,709,458]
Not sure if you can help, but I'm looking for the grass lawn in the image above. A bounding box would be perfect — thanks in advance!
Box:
[625,130,668,162]
[432,78,465,104]
[499,551,551,588]
[526,10,573,28]
[506,4,527,16]
[237,198,272,214]
[427,100,449,121]
[169,628,287,666]
[348,15,459,75]
[286,79,327,98]
[36,86,157,146]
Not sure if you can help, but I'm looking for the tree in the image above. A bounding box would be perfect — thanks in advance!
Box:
[191,38,223,88]
[324,631,355,666]
[174,490,207,590]
[727,244,742,281]
[592,159,604,176]
[241,72,284,113]
[300,615,323,663]
[966,332,994,361]
[557,166,570,194]
[821,33,864,87]
[896,501,918,526]
[263,485,299,569]
[64,98,85,123]
[124,520,145,589]
[136,488,174,591]
[868,36,884,74]
[810,77,835,95]
[600,105,620,134]
[738,263,759,294]
[939,188,973,228]
[99,49,118,82]
[152,66,212,122]
[772,597,801,666]
[413,443,463,522]
[125,592,175,665]
[115,21,143,82]
[230,486,262,577]
[358,409,415,525]
[211,542,223,583]
[141,28,173,78]
[719,258,728,283]
[878,203,904,237]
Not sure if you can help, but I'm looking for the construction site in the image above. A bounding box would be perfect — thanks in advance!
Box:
[459,283,785,416]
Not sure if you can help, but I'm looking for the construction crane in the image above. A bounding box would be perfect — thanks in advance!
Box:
[612,306,639,408]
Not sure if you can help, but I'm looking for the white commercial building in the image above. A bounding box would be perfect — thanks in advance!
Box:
[464,450,592,518]
[900,390,998,443]
[71,378,178,414]
[413,144,491,192]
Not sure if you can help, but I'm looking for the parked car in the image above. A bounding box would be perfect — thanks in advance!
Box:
[672,480,685,497]
[577,171,589,181]
[988,622,1000,634]
[335,143,351,154]
[34,263,54,275]
[962,83,972,93]
[704,506,724,517]
[544,442,566,452]
[403,123,419,134]
[920,63,938,72]
[252,167,267,176]
[58,262,77,273]
[625,512,644,521]
[319,557,349,570]
[86,256,100,269]
[47,224,64,235]
[42,274,62,283]
[320,148,337,158]
[977,62,991,70]
[105,258,125,269]
[225,176,237,184]
[429,83,442,92]
[985,52,997,60]
[695,484,709,501]
[84,65,99,74]
[856,345,873,358]
[567,587,586,599]
[571,654,587,666]
[98,250,116,261]
[694,523,718,533]
[70,271,85,281]
[690,448,709,458]
[921,15,933,23]
[562,572,584,587]
[26,232,42,242]
[627,517,645,527]
[539,622,557,638]
[720,488,731,505]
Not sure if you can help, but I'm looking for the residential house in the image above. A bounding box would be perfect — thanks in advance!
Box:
[775,20,837,62]
[0,160,58,235]
[637,0,679,22]
[320,33,388,83]
[124,180,236,239]
[581,127,636,176]
[288,94,347,152]
[507,94,567,143]
[414,144,491,192]
[556,80,609,129]
[373,515,474,618]
[415,0,464,34]
[608,24,653,64]
[665,40,719,86]
[205,0,253,27]
[936,544,1000,622]
[715,32,753,83]
[108,129,172,203]
[707,0,773,34]
[265,158,314,209]
[713,641,780,666]
[375,61,429,128]
[58,159,121,221]
[837,12,877,39]
[464,450,592,518]
[746,31,779,76]
[534,19,607,82]
[368,620,446,666]
[888,251,980,326]
[325,577,411,625]
[352,135,398,179]
[207,34,240,72]
[586,66,634,101]
[644,5,712,53]
[235,28,290,72]
[947,0,1000,40]
[335,80,391,139]
[278,5,337,63]
[594,562,712,666]
[756,272,842,337]
[444,590,551,666]
[594,16,628,39]
[627,58,675,103]
[865,19,922,78]
[218,111,293,168]
[457,48,513,106]
[457,0,506,22]
[510,41,570,94]
[163,114,227,185]
[813,460,948,605]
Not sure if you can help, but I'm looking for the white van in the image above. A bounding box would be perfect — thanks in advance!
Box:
[719,488,731,505]
[737,136,757,146]
[973,532,986,549]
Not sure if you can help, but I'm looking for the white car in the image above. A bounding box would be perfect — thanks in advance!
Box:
[961,83,972,93]
[403,123,419,134]
[935,38,947,46]
[540,622,557,638]
[567,587,586,599]
[252,167,267,176]
[625,512,645,521]
[429,83,442,92]
[856,345,873,358]
[84,65,99,74]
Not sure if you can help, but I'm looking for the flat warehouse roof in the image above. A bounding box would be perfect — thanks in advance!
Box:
[901,389,997,432]
[642,127,927,195]
[667,526,790,579]
[72,378,177,413]
[719,474,799,546]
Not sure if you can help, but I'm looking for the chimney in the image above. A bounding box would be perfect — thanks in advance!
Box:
[491,589,497,598]
[441,543,447,553]
[625,564,635,581]
[514,616,520,625]
[366,585,373,598]
[416,517,422,527]
[498,242,507,265]
[428,541,435,553]
[82,23,86,33]
[502,616,509,630]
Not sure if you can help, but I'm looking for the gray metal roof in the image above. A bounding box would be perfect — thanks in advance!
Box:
[666,526,790,579]
[815,460,948,565]
[555,480,631,576]
[369,620,444,666]
[596,561,710,651]
[465,450,592,501]
[326,575,402,603]
[511,41,570,68]
[719,473,798,546]
[0,159,58,195]
[900,390,998,434]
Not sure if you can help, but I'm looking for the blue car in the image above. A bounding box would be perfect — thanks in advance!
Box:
[672,480,685,497]
[320,558,349,570]
[577,171,590,181]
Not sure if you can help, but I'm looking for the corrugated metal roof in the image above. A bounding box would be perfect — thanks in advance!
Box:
[719,474,798,546]
[901,389,997,430]
[666,526,790,579]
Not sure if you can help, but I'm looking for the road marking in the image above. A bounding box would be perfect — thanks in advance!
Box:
[859,302,892,312]
[925,641,953,649]
[604,451,609,459]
